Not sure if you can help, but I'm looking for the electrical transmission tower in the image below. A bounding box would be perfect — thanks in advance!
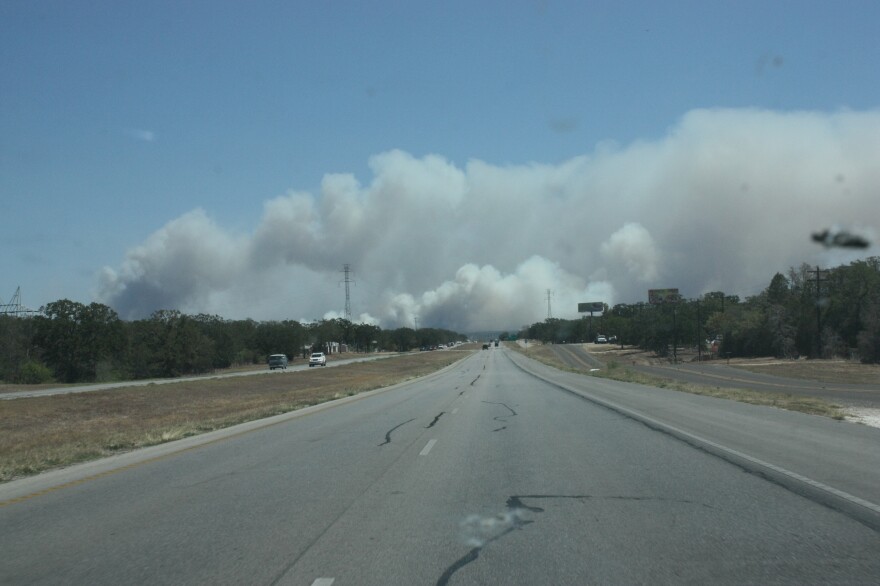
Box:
[546,289,554,319]
[340,264,355,321]
[1,286,40,316]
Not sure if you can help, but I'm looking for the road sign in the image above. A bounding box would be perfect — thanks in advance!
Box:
[649,288,680,305]
[578,302,604,313]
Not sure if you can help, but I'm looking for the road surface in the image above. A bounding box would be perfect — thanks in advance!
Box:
[1,345,878,584]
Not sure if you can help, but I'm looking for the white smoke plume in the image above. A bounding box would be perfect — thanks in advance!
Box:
[98,108,880,330]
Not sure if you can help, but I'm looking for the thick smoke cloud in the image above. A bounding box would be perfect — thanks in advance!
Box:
[98,108,880,331]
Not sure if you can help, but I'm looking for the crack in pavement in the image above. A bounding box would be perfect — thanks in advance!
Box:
[426,412,446,429]
[506,494,715,512]
[482,400,517,419]
[470,374,481,386]
[436,546,480,586]
[482,400,517,431]
[377,418,415,446]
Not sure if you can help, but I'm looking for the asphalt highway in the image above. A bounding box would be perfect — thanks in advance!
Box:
[1,346,878,584]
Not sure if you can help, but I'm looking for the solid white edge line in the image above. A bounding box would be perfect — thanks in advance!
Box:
[506,350,880,530]
[311,578,334,586]
[420,439,437,456]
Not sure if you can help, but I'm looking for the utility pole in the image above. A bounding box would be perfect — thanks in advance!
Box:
[697,300,702,362]
[672,302,678,363]
[812,265,828,358]
[546,289,554,320]
[340,264,355,321]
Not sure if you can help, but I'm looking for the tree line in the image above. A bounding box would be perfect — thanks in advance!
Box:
[0,307,466,384]
[517,257,880,364]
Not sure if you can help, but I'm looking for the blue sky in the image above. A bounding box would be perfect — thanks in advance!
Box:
[2,1,879,328]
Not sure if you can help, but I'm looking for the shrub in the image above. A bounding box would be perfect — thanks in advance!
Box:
[18,361,54,384]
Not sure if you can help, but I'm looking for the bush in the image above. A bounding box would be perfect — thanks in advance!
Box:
[18,361,54,384]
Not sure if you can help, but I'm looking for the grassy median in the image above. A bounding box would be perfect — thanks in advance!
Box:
[0,350,472,483]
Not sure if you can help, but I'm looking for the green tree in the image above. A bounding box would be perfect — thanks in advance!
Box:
[192,314,236,369]
[857,295,880,363]
[387,327,417,352]
[141,310,214,377]
[766,273,791,305]
[34,300,123,382]
[352,323,381,352]
[254,320,307,360]
[0,315,40,383]
[18,360,53,383]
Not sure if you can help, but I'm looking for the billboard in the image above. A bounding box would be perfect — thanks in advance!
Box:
[648,288,680,304]
[578,302,604,313]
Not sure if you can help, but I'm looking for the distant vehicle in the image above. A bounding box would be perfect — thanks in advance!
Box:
[596,336,607,344]
[268,354,288,370]
[482,343,489,350]
[494,340,499,347]
[309,352,327,367]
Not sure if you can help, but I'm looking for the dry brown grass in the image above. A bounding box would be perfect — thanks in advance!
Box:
[507,342,845,420]
[0,350,471,482]
[594,363,845,419]
[730,359,880,385]
[583,346,879,385]
[512,342,575,372]
[0,364,270,394]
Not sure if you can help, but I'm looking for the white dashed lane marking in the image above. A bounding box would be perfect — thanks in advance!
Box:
[420,439,437,456]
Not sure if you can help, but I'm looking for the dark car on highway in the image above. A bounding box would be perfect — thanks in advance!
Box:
[268,354,288,370]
